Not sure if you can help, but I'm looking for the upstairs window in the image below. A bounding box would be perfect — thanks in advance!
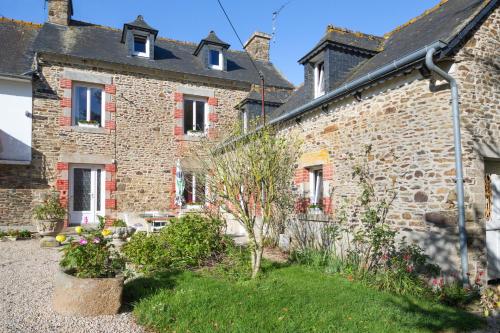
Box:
[133,34,149,57]
[314,62,325,98]
[183,98,207,134]
[209,49,223,70]
[309,167,323,207]
[72,84,104,127]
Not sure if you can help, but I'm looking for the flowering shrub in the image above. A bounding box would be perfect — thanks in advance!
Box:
[34,192,66,220]
[59,228,124,278]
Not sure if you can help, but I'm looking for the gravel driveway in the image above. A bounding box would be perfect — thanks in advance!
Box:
[0,239,145,333]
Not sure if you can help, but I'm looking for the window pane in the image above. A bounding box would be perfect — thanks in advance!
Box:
[195,174,206,203]
[90,88,102,126]
[195,101,205,131]
[134,36,146,53]
[184,100,193,133]
[183,173,193,203]
[74,86,87,124]
[96,169,101,211]
[209,50,220,66]
[74,168,91,211]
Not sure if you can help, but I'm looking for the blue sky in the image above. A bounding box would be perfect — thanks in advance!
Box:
[1,0,439,85]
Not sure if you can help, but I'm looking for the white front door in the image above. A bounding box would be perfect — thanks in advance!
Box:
[69,164,105,226]
[486,174,500,281]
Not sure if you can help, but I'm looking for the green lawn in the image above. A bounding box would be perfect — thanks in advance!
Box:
[125,265,483,333]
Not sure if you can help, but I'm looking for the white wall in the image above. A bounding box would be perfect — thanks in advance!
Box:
[0,77,32,164]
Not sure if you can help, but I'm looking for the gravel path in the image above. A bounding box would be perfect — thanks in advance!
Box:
[0,239,145,333]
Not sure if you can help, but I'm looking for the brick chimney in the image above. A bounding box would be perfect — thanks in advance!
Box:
[243,32,271,62]
[47,0,73,25]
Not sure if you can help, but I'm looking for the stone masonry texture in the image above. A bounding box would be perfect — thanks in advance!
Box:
[280,7,499,278]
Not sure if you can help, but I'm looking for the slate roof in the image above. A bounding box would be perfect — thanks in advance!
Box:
[30,20,293,89]
[0,18,40,77]
[299,26,383,64]
[193,31,230,56]
[273,0,496,121]
[121,15,158,42]
[239,89,292,106]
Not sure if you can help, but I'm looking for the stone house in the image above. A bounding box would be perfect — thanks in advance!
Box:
[268,0,499,282]
[0,0,499,283]
[0,0,293,227]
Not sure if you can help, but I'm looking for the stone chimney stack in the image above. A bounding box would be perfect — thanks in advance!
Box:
[47,0,73,26]
[243,32,271,62]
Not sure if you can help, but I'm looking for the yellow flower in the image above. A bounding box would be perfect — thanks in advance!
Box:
[101,229,112,237]
[75,226,83,234]
[55,234,66,243]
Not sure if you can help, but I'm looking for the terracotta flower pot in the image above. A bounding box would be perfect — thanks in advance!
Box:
[52,269,124,316]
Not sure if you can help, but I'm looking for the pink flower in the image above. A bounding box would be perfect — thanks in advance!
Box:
[403,254,411,261]
[432,279,438,286]
[83,217,88,225]
[93,237,101,244]
[406,265,414,273]
[79,238,88,245]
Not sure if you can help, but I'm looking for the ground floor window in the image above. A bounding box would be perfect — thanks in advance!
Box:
[309,167,323,207]
[183,173,206,205]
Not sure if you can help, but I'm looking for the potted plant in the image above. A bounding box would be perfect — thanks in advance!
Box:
[52,227,125,316]
[7,229,19,241]
[0,230,6,242]
[33,192,66,247]
[77,119,99,128]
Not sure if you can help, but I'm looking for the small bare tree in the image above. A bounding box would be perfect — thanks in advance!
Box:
[200,124,300,278]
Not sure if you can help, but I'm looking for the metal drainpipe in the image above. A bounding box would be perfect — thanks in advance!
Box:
[425,48,470,286]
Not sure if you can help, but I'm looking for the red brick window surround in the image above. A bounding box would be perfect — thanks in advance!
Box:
[294,163,334,214]
[59,77,116,130]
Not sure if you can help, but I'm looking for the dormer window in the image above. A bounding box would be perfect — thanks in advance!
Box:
[314,62,325,98]
[209,49,223,70]
[193,31,230,71]
[121,15,158,60]
[133,34,149,57]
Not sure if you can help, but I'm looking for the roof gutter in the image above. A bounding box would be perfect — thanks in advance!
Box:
[269,40,448,127]
[0,72,32,82]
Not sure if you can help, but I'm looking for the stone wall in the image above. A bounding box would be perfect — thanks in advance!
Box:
[280,7,499,277]
[0,58,248,227]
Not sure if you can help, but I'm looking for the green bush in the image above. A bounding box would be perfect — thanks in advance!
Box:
[161,214,225,268]
[122,214,226,273]
[122,232,171,273]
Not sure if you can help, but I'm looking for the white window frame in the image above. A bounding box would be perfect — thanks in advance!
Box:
[184,96,208,135]
[132,32,150,58]
[313,61,325,98]
[242,109,248,133]
[184,173,206,206]
[208,48,223,70]
[309,167,323,206]
[71,83,105,127]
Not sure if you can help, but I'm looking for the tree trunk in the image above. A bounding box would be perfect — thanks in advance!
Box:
[251,246,264,278]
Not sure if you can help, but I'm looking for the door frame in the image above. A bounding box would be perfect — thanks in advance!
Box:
[68,164,105,226]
